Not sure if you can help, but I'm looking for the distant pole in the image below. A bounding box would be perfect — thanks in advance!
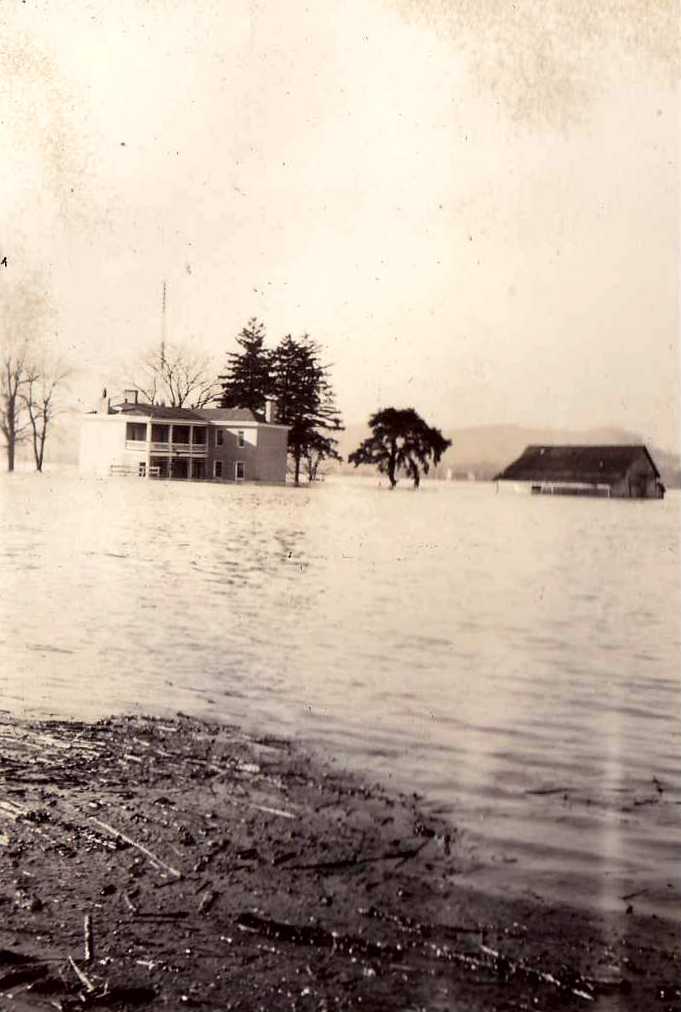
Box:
[161,280,167,367]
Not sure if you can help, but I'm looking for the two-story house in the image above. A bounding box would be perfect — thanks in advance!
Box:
[79,390,289,483]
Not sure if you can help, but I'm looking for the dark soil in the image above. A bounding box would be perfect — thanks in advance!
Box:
[0,714,678,1011]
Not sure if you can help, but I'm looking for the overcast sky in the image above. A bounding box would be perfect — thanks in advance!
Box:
[2,0,679,449]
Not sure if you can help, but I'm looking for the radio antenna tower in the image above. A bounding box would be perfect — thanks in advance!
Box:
[161,280,167,368]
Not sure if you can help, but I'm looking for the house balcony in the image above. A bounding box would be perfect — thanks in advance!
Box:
[166,442,207,457]
[127,440,207,456]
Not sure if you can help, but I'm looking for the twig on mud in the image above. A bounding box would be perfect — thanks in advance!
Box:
[83,913,94,964]
[285,841,430,873]
[479,944,594,1002]
[525,787,570,796]
[250,803,296,820]
[155,877,183,890]
[198,889,219,914]
[68,955,95,993]
[272,850,299,867]
[89,816,183,879]
[620,888,648,901]
[361,905,482,938]
[134,911,189,921]
[123,891,138,914]
[218,793,296,820]
[0,798,30,820]
[236,912,394,960]
[391,836,432,869]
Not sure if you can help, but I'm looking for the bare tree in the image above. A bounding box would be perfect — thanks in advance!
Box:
[1,276,51,472]
[21,358,71,472]
[124,341,219,408]
[0,343,33,471]
[304,430,342,482]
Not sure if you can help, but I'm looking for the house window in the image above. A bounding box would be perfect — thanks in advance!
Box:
[235,461,245,481]
[126,422,147,442]
[237,430,245,448]
[214,460,223,479]
[151,424,169,445]
[216,429,223,446]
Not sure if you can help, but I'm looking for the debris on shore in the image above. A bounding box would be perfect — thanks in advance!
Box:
[0,714,678,1010]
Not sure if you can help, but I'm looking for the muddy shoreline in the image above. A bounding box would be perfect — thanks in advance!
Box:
[0,713,677,1011]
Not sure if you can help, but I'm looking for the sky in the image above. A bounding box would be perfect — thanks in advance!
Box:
[1,0,679,449]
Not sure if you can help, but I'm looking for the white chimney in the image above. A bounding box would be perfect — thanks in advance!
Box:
[99,388,111,414]
[264,398,277,423]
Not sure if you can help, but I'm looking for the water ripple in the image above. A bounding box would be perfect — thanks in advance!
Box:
[1,471,679,920]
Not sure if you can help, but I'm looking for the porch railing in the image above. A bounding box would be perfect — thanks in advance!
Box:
[169,442,207,455]
[147,441,207,455]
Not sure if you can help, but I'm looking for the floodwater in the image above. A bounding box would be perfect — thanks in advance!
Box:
[2,471,679,921]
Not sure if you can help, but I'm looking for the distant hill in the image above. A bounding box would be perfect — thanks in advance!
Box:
[337,424,681,488]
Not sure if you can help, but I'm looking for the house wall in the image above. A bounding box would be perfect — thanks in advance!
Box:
[205,423,288,482]
[254,425,289,483]
[206,425,256,481]
[79,417,132,476]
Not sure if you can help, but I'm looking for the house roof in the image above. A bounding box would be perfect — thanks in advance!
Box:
[114,403,207,421]
[192,407,259,423]
[495,445,661,483]
[113,403,260,423]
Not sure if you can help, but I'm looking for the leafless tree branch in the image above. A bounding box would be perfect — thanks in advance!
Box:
[122,341,219,409]
[20,357,72,472]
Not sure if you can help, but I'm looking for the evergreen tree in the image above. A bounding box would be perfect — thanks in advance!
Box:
[271,335,343,485]
[349,407,451,488]
[218,318,272,415]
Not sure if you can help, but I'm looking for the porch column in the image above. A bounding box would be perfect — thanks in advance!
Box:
[169,424,173,479]
[145,421,151,478]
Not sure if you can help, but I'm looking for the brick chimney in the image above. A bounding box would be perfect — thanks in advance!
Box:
[123,389,139,405]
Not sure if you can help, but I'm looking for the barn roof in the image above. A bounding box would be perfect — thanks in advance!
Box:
[495,445,661,483]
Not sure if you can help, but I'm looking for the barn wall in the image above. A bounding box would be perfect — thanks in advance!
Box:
[623,454,659,498]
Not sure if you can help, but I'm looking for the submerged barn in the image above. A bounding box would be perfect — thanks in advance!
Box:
[495,445,665,499]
